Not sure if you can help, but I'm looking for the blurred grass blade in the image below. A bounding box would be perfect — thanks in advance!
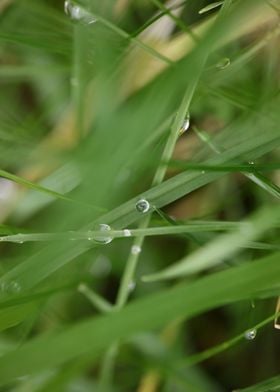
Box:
[0,251,279,385]
[0,168,105,211]
[0,253,280,385]
[0,169,75,203]
[237,374,280,391]
[142,205,280,282]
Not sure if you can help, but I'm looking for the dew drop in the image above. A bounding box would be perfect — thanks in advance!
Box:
[128,281,136,292]
[90,224,113,244]
[180,115,190,134]
[244,329,257,341]
[201,170,206,174]
[135,199,150,214]
[64,0,97,24]
[123,229,132,237]
[131,245,141,255]
[216,57,230,70]
[248,161,255,165]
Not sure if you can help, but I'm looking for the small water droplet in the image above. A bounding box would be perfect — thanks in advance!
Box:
[123,229,132,237]
[131,245,141,255]
[180,115,190,134]
[64,0,97,24]
[136,199,150,214]
[216,57,230,70]
[201,170,205,174]
[244,329,257,340]
[248,161,255,165]
[128,281,136,292]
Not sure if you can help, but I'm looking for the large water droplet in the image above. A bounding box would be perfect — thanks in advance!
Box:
[244,329,257,340]
[216,57,230,70]
[89,224,113,244]
[135,199,150,214]
[64,0,97,24]
[131,245,141,255]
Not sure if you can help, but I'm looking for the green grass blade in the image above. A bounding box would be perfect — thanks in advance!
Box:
[142,205,280,282]
[0,251,279,385]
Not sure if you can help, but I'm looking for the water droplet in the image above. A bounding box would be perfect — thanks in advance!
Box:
[90,224,113,244]
[201,170,206,174]
[136,199,150,214]
[216,57,230,70]
[128,281,136,292]
[248,161,255,165]
[180,115,190,134]
[123,229,132,237]
[244,329,257,340]
[64,0,97,24]
[131,245,141,255]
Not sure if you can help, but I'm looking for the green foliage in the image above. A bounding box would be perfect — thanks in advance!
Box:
[0,0,279,390]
